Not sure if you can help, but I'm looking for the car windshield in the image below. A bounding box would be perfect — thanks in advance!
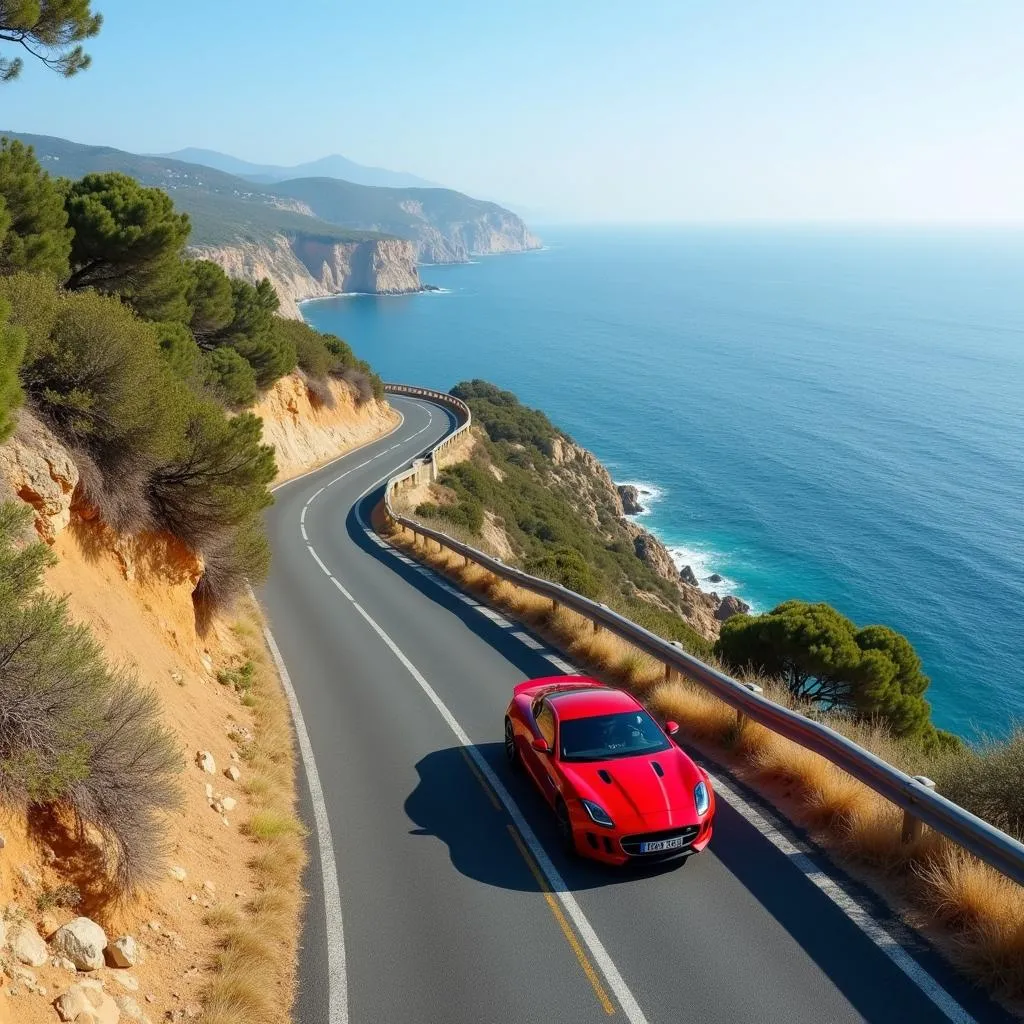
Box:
[559,710,671,762]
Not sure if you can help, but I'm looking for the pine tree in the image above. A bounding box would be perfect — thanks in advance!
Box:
[0,1,102,82]
[0,138,73,278]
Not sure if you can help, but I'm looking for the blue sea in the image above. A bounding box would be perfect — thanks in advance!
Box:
[302,227,1024,741]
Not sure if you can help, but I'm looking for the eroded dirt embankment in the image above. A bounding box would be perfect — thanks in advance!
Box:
[0,374,398,1023]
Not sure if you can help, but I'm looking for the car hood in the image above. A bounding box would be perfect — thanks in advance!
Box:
[562,750,703,822]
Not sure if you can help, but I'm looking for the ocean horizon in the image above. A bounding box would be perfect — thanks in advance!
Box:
[303,225,1024,741]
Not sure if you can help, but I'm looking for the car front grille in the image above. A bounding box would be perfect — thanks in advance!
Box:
[620,825,700,856]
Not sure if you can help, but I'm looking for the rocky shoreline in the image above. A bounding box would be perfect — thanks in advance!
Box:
[615,483,750,625]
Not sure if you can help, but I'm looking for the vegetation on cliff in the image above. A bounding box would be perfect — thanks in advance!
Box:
[0,502,180,889]
[413,380,713,656]
[0,141,384,600]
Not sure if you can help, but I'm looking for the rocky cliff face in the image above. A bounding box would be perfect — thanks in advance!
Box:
[190,234,421,318]
[411,209,542,264]
[546,435,736,640]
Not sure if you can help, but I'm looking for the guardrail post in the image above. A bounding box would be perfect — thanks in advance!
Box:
[664,641,684,683]
[551,598,560,615]
[902,777,937,844]
[736,682,763,731]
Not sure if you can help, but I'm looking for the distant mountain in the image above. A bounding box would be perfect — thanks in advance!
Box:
[161,147,438,190]
[2,131,541,313]
[3,131,382,247]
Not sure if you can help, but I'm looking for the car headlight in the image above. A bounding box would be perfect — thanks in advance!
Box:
[694,780,710,816]
[581,799,615,829]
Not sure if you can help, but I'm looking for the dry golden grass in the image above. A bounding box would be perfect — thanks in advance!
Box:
[919,848,1024,995]
[201,601,308,1024]
[384,521,1024,1002]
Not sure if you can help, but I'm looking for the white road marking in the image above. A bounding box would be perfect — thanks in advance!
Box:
[706,771,976,1024]
[350,452,978,1024]
[258,613,349,1024]
[305,465,651,1024]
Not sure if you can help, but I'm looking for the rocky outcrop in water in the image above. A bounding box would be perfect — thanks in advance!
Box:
[618,485,644,515]
[715,595,751,621]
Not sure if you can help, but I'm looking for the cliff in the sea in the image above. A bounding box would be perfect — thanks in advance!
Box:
[190,234,422,318]
[393,380,743,648]
[406,206,542,264]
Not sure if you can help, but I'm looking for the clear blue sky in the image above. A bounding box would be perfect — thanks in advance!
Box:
[5,0,1024,222]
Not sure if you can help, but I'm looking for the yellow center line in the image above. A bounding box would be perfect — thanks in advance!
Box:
[506,824,617,1016]
[458,747,503,811]
[457,746,615,1015]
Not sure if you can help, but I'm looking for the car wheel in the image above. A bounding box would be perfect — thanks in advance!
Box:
[555,798,576,856]
[504,718,521,770]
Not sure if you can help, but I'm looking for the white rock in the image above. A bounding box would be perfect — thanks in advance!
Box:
[220,796,237,812]
[168,866,187,882]
[13,965,37,987]
[106,933,140,968]
[9,921,48,966]
[202,880,216,894]
[147,920,161,932]
[17,864,40,888]
[195,750,216,774]
[109,971,138,991]
[54,979,120,1023]
[115,992,147,1020]
[225,765,241,782]
[53,916,108,971]
[51,955,77,973]
[204,783,214,801]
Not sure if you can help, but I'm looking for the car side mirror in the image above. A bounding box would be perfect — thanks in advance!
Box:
[532,737,551,754]
[665,721,680,736]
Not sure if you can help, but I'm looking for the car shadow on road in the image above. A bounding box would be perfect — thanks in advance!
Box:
[404,741,687,895]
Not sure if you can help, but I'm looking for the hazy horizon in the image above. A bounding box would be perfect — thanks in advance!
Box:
[6,0,1024,224]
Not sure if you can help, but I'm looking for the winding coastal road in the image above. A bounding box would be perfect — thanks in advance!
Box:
[260,395,1007,1024]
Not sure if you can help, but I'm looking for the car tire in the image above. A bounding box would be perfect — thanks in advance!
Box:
[555,798,576,856]
[504,718,521,771]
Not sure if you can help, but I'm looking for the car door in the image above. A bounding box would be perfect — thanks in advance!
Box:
[524,699,559,805]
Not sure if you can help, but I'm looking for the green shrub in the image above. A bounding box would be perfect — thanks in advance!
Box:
[0,138,72,279]
[526,547,602,600]
[201,347,258,407]
[14,285,186,530]
[452,379,563,456]
[0,502,181,891]
[185,259,234,344]
[148,401,275,549]
[932,729,1024,840]
[218,661,255,693]
[211,278,295,389]
[0,296,25,443]
[154,319,199,378]
[273,319,335,380]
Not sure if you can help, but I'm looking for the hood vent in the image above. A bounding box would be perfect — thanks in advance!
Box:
[597,769,612,784]
[651,761,665,778]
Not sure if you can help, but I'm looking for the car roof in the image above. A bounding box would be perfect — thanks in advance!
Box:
[547,687,642,721]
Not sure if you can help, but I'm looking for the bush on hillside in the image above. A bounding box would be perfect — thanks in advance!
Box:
[13,284,186,530]
[154,319,199,377]
[185,259,234,344]
[933,729,1024,840]
[0,502,181,891]
[525,547,602,600]
[148,401,276,549]
[717,600,933,740]
[0,297,25,443]
[273,318,336,380]
[64,172,192,321]
[209,278,296,388]
[452,379,562,456]
[0,138,73,278]
[192,514,272,618]
[200,346,258,407]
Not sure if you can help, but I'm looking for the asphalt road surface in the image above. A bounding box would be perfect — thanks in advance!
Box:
[260,395,1008,1024]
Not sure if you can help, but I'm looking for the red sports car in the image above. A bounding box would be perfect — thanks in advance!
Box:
[504,675,715,865]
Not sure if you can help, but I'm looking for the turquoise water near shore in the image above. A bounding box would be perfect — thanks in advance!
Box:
[303,227,1024,740]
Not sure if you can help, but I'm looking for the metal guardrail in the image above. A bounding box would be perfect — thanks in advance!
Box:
[381,384,1024,887]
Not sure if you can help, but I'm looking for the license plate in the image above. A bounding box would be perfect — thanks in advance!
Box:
[640,836,687,853]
